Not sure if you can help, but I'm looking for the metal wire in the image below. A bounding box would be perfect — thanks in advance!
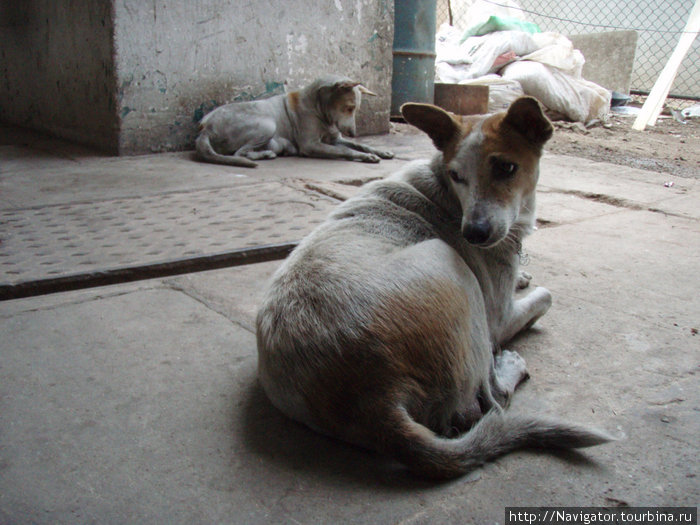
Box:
[437,0,699,100]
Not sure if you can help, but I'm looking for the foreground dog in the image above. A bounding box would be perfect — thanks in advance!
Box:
[256,97,613,478]
[195,75,394,167]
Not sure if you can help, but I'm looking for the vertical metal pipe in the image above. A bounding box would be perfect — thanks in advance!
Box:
[391,0,437,117]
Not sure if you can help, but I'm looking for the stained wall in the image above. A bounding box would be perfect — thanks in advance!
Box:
[0,1,394,155]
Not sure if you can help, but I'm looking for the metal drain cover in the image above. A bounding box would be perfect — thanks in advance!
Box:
[0,181,336,287]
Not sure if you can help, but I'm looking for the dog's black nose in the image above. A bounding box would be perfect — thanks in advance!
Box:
[463,220,491,245]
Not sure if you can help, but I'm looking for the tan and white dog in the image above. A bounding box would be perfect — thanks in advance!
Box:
[256,97,613,479]
[195,75,394,167]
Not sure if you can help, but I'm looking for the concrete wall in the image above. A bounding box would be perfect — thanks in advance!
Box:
[0,1,119,153]
[1,1,394,155]
[0,1,393,155]
[114,0,394,154]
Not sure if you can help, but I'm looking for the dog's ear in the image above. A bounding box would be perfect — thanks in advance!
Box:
[502,97,553,145]
[334,80,360,92]
[401,103,463,152]
[357,85,377,96]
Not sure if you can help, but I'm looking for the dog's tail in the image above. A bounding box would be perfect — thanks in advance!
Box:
[195,133,258,168]
[386,406,615,479]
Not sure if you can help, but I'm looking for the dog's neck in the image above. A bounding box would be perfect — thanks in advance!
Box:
[405,153,526,332]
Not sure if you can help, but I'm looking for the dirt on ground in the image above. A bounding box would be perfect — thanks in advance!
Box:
[547,111,700,180]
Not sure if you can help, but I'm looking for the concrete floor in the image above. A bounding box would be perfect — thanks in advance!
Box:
[0,126,698,523]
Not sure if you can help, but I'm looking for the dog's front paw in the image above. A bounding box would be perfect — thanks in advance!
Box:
[376,149,394,159]
[360,153,381,163]
[531,286,552,315]
[523,286,552,330]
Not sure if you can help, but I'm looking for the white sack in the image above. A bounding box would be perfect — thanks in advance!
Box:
[501,60,611,123]
[453,31,539,79]
[436,23,469,65]
[436,62,475,84]
[526,32,585,77]
[459,75,525,112]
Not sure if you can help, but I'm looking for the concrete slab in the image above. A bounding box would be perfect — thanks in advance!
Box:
[0,282,508,524]
[525,209,700,321]
[569,31,638,94]
[0,182,336,285]
[1,284,258,522]
[3,217,693,524]
[539,153,699,220]
[166,262,280,332]
[0,127,432,289]
[0,127,432,210]
[1,125,698,522]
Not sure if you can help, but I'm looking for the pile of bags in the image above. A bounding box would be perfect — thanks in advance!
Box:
[435,1,611,124]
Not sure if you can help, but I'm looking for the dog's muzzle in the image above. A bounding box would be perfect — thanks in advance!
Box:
[463,219,492,246]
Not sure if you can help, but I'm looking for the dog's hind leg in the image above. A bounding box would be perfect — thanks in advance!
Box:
[476,349,529,414]
[195,134,258,168]
[490,350,529,407]
[267,137,298,157]
[235,137,276,160]
[234,118,288,161]
[239,147,277,160]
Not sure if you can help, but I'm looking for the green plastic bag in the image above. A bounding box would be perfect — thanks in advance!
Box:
[461,16,541,42]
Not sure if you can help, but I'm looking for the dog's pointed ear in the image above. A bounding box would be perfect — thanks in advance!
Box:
[357,85,377,96]
[334,80,360,92]
[502,97,553,145]
[401,103,463,152]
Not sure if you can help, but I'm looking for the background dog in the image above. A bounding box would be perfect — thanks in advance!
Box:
[256,97,613,479]
[195,75,394,167]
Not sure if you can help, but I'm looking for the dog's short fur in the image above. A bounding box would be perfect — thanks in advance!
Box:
[256,97,613,479]
[195,75,394,168]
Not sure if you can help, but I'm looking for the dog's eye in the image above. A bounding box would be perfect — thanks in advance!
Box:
[491,158,518,178]
[448,169,462,183]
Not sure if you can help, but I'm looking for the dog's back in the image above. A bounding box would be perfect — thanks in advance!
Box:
[196,95,291,168]
[256,99,614,478]
[257,172,482,450]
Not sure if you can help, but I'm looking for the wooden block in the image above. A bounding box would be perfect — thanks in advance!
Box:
[434,83,489,115]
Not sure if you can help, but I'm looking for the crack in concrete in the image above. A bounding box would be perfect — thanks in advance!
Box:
[335,176,383,187]
[297,176,382,202]
[303,182,348,201]
[647,398,685,406]
[546,188,693,220]
[164,281,255,335]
